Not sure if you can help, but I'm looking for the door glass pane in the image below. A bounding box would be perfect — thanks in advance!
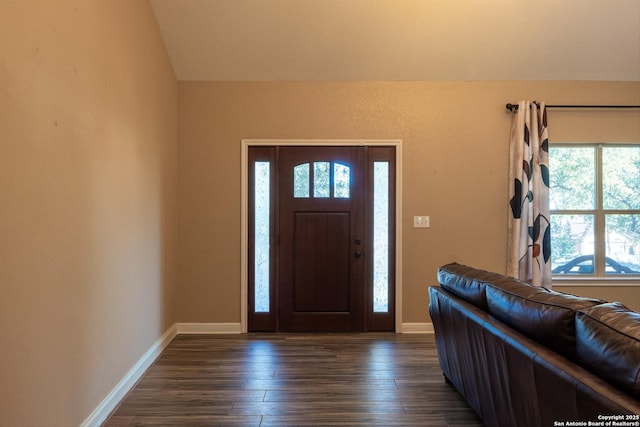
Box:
[254,162,270,312]
[605,214,640,274]
[550,214,595,275]
[334,163,350,198]
[293,163,310,198]
[602,146,640,210]
[549,146,596,210]
[314,162,330,198]
[373,162,389,312]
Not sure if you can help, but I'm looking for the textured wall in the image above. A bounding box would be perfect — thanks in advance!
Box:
[177,80,640,324]
[0,1,177,425]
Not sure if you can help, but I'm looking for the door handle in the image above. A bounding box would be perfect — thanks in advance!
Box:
[354,251,362,258]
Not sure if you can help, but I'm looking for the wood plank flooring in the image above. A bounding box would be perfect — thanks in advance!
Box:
[103,333,483,426]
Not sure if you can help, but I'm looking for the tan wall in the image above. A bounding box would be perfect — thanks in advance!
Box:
[0,1,177,425]
[177,80,640,323]
[555,286,640,312]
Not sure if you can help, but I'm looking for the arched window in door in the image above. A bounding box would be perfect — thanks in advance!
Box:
[293,161,351,199]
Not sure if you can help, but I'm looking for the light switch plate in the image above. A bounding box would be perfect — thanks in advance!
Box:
[413,216,430,228]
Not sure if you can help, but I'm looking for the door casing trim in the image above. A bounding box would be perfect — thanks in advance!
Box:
[241,139,403,333]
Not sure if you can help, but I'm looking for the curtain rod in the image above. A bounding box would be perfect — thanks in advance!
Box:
[505,103,640,112]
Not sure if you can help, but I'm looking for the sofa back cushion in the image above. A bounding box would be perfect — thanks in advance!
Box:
[486,284,604,361]
[437,263,518,311]
[576,302,640,399]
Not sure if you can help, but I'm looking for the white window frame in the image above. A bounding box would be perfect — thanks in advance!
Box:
[550,142,640,285]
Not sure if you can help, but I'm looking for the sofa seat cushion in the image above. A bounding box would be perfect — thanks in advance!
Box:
[486,284,604,361]
[576,302,640,400]
[437,262,530,311]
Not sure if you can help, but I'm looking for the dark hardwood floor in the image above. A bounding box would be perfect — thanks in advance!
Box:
[103,333,483,426]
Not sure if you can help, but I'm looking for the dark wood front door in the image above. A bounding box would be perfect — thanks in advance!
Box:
[278,146,364,331]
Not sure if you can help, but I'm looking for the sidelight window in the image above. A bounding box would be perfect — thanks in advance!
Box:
[254,161,271,312]
[373,161,389,312]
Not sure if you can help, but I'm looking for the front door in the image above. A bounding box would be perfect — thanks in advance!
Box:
[278,146,364,331]
[247,144,396,332]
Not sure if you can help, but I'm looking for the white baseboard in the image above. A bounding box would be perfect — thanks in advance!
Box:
[176,322,243,334]
[173,322,428,334]
[401,322,434,333]
[176,322,431,334]
[80,324,177,427]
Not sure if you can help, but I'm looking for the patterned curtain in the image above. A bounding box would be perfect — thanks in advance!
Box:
[507,101,552,288]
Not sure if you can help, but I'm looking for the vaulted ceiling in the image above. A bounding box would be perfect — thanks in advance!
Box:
[150,0,640,82]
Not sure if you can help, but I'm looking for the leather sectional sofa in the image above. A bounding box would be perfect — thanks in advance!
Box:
[428,262,640,427]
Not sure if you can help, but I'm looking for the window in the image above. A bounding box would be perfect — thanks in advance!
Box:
[293,161,351,199]
[549,144,640,276]
[373,161,389,312]
[254,161,271,312]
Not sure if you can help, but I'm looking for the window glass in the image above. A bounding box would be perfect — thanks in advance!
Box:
[549,146,595,210]
[334,163,350,198]
[314,162,330,198]
[373,162,389,312]
[294,161,352,199]
[605,214,640,274]
[254,161,270,312]
[602,146,640,210]
[293,163,310,198]
[550,214,594,274]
